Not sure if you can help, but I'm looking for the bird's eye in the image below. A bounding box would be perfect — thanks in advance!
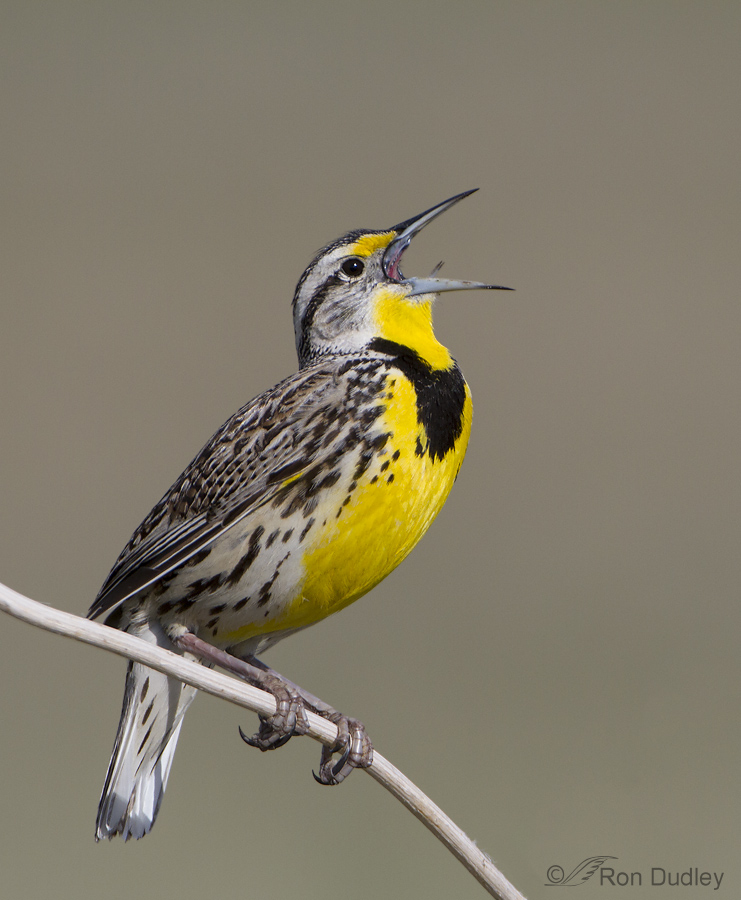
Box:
[341,258,365,278]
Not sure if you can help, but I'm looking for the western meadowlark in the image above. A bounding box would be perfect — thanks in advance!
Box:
[89,189,510,841]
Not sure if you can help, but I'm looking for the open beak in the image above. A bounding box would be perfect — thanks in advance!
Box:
[382,189,513,297]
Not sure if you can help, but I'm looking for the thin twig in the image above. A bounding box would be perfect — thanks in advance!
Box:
[0,580,526,900]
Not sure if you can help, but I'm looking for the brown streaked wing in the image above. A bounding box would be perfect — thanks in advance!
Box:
[88,358,369,621]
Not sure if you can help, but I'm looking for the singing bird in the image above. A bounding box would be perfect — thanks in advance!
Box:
[89,190,510,840]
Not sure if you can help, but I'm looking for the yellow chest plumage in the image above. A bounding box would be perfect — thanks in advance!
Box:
[212,361,471,648]
[288,373,472,629]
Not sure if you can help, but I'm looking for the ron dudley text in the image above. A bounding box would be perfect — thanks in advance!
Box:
[600,867,724,890]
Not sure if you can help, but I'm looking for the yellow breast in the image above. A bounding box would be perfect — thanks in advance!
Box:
[287,374,472,628]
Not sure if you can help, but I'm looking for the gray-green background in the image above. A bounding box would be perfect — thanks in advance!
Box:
[2,3,739,898]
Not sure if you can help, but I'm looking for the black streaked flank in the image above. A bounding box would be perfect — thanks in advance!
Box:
[369,338,467,462]
[225,526,264,586]
[184,574,223,600]
[300,517,316,542]
[257,552,290,608]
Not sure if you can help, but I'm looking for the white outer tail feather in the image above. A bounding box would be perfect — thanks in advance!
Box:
[95,623,197,841]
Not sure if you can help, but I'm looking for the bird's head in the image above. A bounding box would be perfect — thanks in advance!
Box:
[292,190,511,368]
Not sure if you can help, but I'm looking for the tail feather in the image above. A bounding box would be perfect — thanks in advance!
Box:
[95,625,197,841]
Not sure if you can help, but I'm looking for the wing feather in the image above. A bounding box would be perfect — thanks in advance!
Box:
[88,360,362,621]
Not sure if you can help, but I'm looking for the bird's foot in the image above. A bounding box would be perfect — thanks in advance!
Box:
[243,654,373,781]
[238,673,310,751]
[173,634,373,775]
[313,712,373,785]
[174,632,310,749]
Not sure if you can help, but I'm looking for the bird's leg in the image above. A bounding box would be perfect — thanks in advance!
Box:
[244,654,374,785]
[174,632,310,750]
[173,633,372,781]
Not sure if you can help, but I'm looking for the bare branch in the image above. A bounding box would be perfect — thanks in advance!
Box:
[0,580,526,900]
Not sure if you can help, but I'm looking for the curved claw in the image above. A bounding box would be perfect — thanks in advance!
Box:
[313,715,373,785]
[238,685,310,752]
[239,723,293,751]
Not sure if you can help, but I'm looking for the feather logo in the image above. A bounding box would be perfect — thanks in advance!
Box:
[545,857,618,886]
